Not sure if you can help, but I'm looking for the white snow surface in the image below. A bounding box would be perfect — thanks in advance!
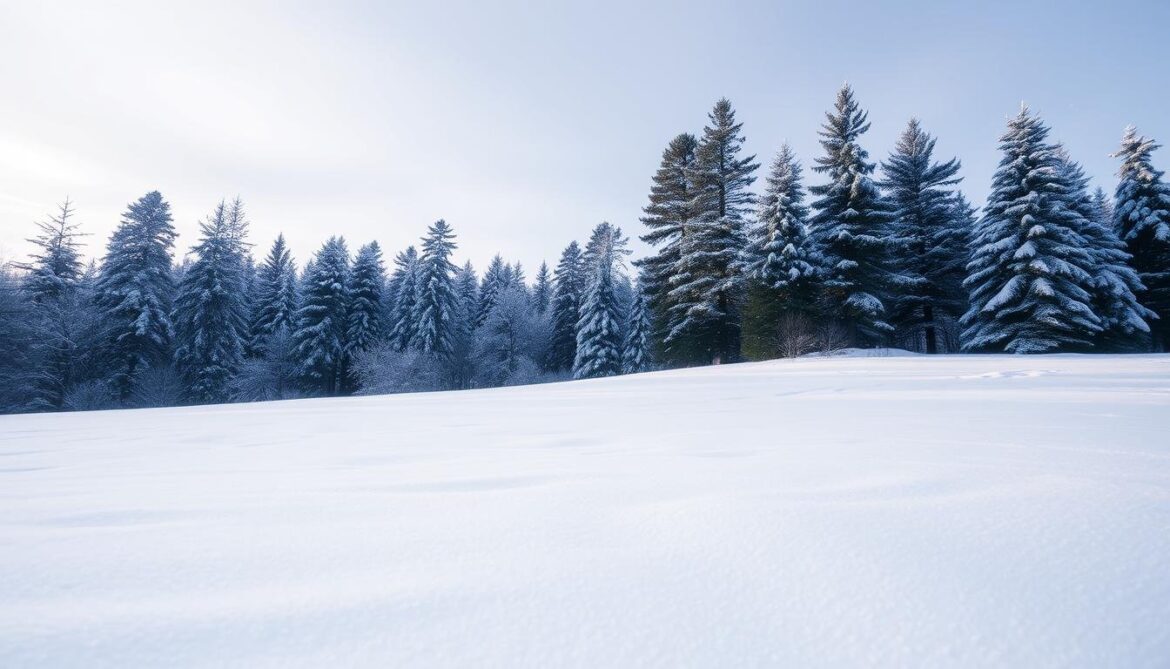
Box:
[2,355,1169,667]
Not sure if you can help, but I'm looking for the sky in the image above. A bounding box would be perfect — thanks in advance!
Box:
[1,0,1167,276]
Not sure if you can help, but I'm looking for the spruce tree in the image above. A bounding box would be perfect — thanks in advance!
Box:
[248,234,298,358]
[532,261,552,315]
[19,198,85,303]
[622,282,652,374]
[412,220,460,360]
[741,144,823,359]
[809,84,897,346]
[172,199,251,403]
[547,241,585,372]
[94,190,178,400]
[477,255,508,326]
[667,99,758,364]
[451,261,480,388]
[386,246,420,350]
[1059,159,1153,350]
[1112,126,1170,350]
[347,241,386,355]
[574,223,629,379]
[880,119,969,353]
[961,108,1101,353]
[292,237,351,394]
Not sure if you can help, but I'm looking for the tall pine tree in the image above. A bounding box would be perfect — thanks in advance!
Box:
[172,199,251,403]
[622,281,652,374]
[94,191,178,400]
[809,84,897,346]
[574,223,629,379]
[412,220,460,361]
[547,241,585,372]
[532,261,552,315]
[961,108,1101,353]
[667,99,758,364]
[292,237,351,394]
[347,241,386,355]
[1112,126,1170,350]
[880,118,969,353]
[248,234,299,358]
[386,246,421,351]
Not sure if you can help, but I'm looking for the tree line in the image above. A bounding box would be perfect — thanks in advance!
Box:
[1,84,1168,414]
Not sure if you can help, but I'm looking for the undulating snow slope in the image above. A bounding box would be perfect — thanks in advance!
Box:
[2,355,1169,667]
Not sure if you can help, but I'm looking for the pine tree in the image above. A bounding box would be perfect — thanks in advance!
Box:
[547,241,585,372]
[622,282,652,373]
[880,119,969,353]
[172,199,251,403]
[961,107,1101,353]
[666,99,758,364]
[412,220,460,361]
[347,241,386,355]
[809,84,898,346]
[1059,160,1153,350]
[94,191,178,400]
[574,223,629,379]
[451,261,480,388]
[1112,126,1170,350]
[248,234,298,358]
[17,198,91,409]
[638,133,699,353]
[476,255,508,326]
[19,198,85,303]
[532,261,552,315]
[292,237,351,394]
[741,144,823,359]
[386,246,421,350]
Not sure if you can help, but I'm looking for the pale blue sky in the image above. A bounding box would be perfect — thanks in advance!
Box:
[1,0,1166,274]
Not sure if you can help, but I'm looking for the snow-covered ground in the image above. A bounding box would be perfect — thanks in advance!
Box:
[2,355,1169,667]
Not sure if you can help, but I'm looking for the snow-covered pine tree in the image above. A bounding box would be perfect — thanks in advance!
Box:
[19,198,85,303]
[94,191,178,400]
[547,241,585,372]
[172,199,251,404]
[346,241,386,355]
[1058,157,1153,350]
[808,84,897,346]
[508,262,527,294]
[386,246,421,351]
[621,281,652,373]
[16,198,91,409]
[961,107,1102,353]
[880,119,969,353]
[450,260,479,388]
[574,223,630,379]
[741,144,823,359]
[292,237,351,395]
[1112,126,1170,350]
[411,220,460,362]
[666,99,758,365]
[476,255,508,326]
[248,234,299,358]
[532,261,552,315]
[638,133,698,358]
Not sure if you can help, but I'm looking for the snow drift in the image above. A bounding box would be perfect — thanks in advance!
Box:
[1,355,1168,667]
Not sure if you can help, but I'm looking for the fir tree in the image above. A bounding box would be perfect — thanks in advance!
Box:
[172,199,251,403]
[94,190,178,400]
[622,282,652,374]
[574,223,629,379]
[1111,126,1170,350]
[547,241,585,372]
[451,261,480,388]
[880,119,969,353]
[386,246,421,350]
[292,237,351,394]
[412,220,460,360]
[19,198,85,303]
[248,234,298,358]
[347,241,386,355]
[809,84,898,345]
[741,144,823,359]
[961,107,1101,353]
[477,255,508,326]
[667,99,758,364]
[532,261,552,315]
[1059,159,1153,350]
